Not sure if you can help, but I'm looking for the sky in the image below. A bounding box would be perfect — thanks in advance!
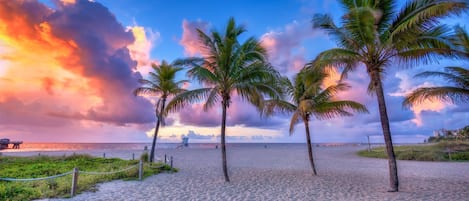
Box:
[0,0,467,143]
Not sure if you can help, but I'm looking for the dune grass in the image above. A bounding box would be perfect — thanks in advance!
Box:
[358,141,469,161]
[0,154,177,201]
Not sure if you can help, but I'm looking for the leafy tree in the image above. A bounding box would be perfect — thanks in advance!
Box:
[311,0,467,191]
[134,61,187,163]
[263,69,368,175]
[166,18,282,182]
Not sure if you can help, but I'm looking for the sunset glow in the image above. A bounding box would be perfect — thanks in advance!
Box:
[0,0,467,143]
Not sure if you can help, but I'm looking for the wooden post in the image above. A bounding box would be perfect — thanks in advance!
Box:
[447,148,452,161]
[103,153,106,158]
[367,135,371,152]
[132,153,135,160]
[138,160,143,180]
[170,156,173,169]
[71,167,79,197]
[164,154,167,164]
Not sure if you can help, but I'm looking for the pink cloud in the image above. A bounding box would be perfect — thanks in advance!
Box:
[179,19,209,56]
[261,20,317,75]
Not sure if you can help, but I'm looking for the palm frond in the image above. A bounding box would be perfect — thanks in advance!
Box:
[165,88,214,114]
[403,86,469,106]
[389,0,467,40]
[289,111,302,135]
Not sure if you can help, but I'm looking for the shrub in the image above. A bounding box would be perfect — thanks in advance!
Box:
[140,151,149,162]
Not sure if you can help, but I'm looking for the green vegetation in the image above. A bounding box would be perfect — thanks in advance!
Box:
[358,141,469,161]
[0,154,177,201]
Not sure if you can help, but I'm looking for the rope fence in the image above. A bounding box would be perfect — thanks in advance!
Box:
[80,164,139,175]
[1,153,176,198]
[0,171,73,182]
[0,160,144,197]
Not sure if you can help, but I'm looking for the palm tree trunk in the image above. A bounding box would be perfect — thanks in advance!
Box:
[149,98,166,163]
[371,69,399,192]
[221,98,230,182]
[303,117,317,175]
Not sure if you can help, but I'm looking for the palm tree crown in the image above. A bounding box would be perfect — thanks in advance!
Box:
[311,0,468,192]
[166,17,282,182]
[134,61,187,162]
[263,68,368,175]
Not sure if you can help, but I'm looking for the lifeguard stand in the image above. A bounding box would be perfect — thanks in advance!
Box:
[182,137,189,147]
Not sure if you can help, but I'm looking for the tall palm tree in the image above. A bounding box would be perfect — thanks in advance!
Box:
[263,69,368,175]
[134,61,187,163]
[166,17,282,182]
[404,26,469,106]
[311,0,467,192]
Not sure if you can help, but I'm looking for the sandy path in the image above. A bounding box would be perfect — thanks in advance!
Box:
[6,144,468,201]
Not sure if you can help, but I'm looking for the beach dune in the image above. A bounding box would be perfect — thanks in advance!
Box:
[4,144,469,201]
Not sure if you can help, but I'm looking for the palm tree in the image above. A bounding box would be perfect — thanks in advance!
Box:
[311,0,467,192]
[134,61,187,163]
[263,69,368,175]
[404,26,469,106]
[166,17,282,182]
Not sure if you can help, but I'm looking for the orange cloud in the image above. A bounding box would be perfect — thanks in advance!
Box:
[0,0,155,141]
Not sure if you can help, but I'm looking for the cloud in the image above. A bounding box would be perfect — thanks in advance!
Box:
[261,20,318,76]
[127,25,160,75]
[390,71,450,126]
[179,19,209,56]
[176,95,285,128]
[0,0,155,134]
[183,130,214,139]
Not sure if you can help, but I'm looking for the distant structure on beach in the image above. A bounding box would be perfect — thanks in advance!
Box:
[0,138,23,149]
[182,136,189,147]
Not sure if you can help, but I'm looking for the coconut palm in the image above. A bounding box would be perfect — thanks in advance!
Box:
[311,0,467,191]
[166,17,282,182]
[134,61,187,163]
[404,26,469,106]
[263,69,368,175]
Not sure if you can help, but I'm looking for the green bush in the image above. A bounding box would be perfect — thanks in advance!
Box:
[358,141,469,161]
[0,154,177,201]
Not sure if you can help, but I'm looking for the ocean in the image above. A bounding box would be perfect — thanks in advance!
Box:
[0,142,360,153]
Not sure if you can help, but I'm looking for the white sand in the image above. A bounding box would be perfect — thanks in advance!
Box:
[4,144,469,201]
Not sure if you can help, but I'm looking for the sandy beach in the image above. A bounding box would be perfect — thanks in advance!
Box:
[3,144,469,201]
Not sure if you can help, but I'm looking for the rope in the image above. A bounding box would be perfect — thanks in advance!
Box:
[0,171,73,182]
[0,163,140,181]
[80,164,139,175]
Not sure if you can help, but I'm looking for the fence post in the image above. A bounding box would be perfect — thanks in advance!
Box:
[367,135,371,152]
[71,167,79,197]
[138,160,143,180]
[132,153,135,160]
[447,148,452,161]
[103,153,106,158]
[170,156,173,169]
[164,154,167,164]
